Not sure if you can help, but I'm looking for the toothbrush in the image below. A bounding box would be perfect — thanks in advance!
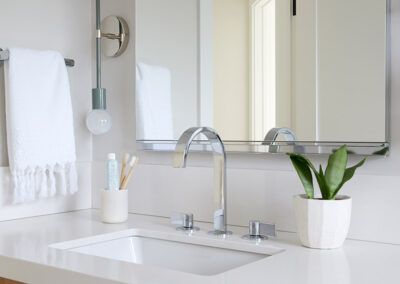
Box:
[120,153,130,188]
[120,156,139,190]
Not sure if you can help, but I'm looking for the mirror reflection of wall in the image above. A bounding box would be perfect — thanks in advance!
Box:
[136,0,387,143]
[136,0,199,140]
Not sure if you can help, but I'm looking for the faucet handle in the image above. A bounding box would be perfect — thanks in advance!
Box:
[242,220,276,240]
[170,212,200,232]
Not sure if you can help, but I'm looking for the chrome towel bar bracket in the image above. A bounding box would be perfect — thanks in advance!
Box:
[0,49,75,67]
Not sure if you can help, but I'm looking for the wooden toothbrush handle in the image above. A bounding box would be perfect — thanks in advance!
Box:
[120,164,126,189]
[121,158,139,189]
[121,168,134,189]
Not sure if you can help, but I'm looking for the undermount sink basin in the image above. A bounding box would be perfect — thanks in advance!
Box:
[51,229,283,276]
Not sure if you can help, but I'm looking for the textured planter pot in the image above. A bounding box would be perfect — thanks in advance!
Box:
[293,194,352,249]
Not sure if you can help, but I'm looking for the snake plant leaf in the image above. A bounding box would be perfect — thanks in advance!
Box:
[325,145,348,194]
[332,157,367,198]
[286,153,319,176]
[372,146,389,156]
[318,164,329,200]
[332,148,356,155]
[287,153,323,199]
[288,148,367,200]
[289,156,314,199]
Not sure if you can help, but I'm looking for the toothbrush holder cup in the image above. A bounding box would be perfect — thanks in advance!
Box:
[101,189,128,223]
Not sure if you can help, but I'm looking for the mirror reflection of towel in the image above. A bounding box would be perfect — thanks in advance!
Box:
[136,62,173,140]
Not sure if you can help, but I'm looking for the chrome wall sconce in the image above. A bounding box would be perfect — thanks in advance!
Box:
[86,0,129,135]
[101,16,129,57]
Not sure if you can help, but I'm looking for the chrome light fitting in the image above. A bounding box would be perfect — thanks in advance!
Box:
[86,0,129,135]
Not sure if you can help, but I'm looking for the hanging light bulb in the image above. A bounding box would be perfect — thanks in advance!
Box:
[86,86,112,135]
[87,0,112,135]
[86,109,112,135]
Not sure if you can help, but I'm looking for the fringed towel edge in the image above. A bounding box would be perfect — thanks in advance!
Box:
[10,162,78,204]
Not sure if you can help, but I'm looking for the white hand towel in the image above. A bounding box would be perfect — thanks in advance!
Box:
[4,48,78,204]
[136,62,174,140]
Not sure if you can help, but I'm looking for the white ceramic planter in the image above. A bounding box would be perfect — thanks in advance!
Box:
[101,189,128,224]
[293,194,352,249]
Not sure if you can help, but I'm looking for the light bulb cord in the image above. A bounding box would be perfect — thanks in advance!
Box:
[91,0,106,110]
[96,0,101,89]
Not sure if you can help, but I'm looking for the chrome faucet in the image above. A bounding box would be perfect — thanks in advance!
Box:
[173,127,232,236]
[263,127,297,144]
[263,127,302,153]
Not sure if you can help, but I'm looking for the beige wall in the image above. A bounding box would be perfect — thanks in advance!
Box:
[316,0,386,141]
[293,0,387,142]
[291,0,317,140]
[214,0,250,140]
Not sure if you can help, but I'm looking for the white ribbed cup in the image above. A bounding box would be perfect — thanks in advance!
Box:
[101,189,128,223]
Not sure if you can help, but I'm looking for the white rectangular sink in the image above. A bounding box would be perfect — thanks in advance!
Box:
[51,229,284,276]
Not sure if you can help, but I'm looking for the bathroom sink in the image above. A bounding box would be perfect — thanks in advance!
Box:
[70,236,266,275]
[51,229,283,276]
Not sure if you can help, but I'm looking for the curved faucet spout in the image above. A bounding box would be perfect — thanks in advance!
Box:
[264,127,297,144]
[263,127,305,154]
[173,127,231,236]
[174,127,225,168]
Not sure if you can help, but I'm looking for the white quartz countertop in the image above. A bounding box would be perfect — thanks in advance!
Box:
[0,209,399,284]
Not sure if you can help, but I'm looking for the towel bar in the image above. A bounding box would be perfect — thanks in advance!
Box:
[0,49,75,67]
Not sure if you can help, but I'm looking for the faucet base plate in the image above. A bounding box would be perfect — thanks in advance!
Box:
[208,230,233,238]
[242,234,268,241]
[176,226,200,232]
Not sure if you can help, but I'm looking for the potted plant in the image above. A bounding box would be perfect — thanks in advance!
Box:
[287,145,366,249]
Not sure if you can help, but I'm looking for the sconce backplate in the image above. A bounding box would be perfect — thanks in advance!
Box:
[101,15,129,57]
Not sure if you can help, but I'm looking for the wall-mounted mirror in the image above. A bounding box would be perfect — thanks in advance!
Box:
[135,0,389,155]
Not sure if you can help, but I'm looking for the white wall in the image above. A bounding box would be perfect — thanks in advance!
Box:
[136,0,199,139]
[0,0,92,220]
[95,0,400,245]
[92,0,136,163]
